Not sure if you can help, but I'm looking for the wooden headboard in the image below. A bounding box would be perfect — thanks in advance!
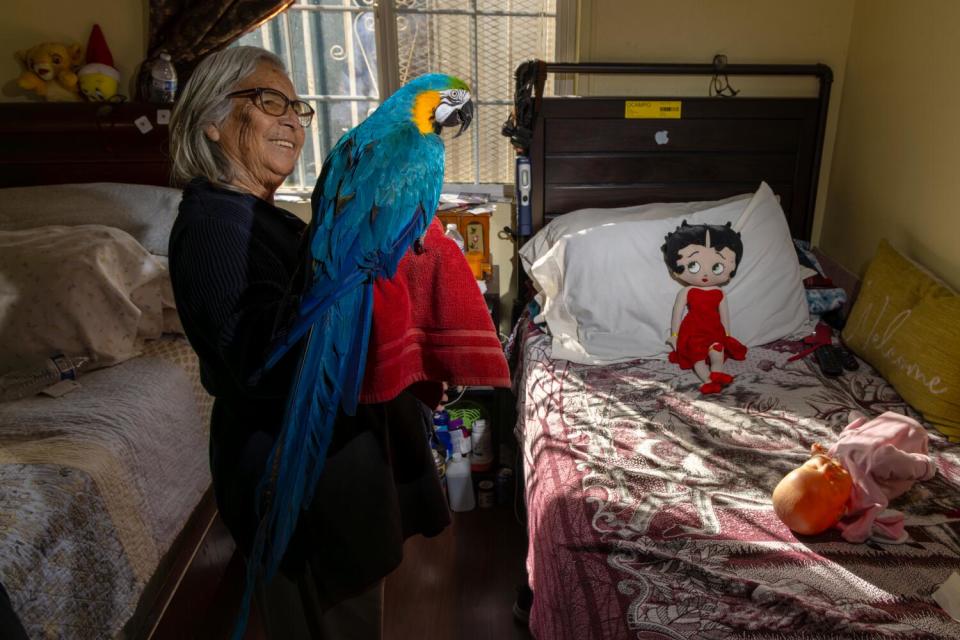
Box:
[0,102,171,188]
[529,62,832,241]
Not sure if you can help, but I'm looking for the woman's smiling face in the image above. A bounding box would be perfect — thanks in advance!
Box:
[211,62,305,200]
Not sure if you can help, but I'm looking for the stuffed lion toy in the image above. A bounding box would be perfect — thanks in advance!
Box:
[15,42,83,101]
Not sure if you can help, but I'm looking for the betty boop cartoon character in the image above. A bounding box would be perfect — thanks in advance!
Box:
[662,221,747,394]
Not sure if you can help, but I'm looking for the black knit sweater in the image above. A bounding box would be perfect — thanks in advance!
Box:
[169,179,306,401]
[168,178,449,605]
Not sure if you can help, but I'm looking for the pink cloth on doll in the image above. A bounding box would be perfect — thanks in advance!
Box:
[827,411,937,543]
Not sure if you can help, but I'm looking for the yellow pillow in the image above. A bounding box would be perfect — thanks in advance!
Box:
[843,240,960,438]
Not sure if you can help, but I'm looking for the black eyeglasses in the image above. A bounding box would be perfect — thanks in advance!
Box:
[226,87,315,127]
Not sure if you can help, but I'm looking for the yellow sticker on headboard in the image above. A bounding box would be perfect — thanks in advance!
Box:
[624,101,682,119]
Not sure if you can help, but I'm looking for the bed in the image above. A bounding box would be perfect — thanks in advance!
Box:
[513,62,960,639]
[0,103,217,639]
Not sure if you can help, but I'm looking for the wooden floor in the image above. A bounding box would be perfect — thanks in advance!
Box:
[384,505,532,640]
[154,504,531,640]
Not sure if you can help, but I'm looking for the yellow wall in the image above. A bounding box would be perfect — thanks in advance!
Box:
[577,0,855,246]
[3,0,146,101]
[821,0,960,289]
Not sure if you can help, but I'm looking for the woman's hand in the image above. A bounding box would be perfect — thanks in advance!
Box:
[666,335,678,350]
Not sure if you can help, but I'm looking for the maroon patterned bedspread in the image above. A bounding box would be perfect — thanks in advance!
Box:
[516,323,960,639]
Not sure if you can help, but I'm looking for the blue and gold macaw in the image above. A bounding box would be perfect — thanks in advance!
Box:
[234,74,473,637]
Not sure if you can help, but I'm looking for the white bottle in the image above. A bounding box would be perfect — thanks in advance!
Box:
[470,418,493,472]
[444,223,465,252]
[446,431,475,512]
[0,354,88,402]
[149,52,177,104]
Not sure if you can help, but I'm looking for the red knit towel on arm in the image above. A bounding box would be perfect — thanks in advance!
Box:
[360,219,510,409]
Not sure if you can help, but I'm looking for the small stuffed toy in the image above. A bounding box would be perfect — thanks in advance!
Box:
[78,24,120,102]
[773,411,937,542]
[661,221,747,394]
[15,42,83,101]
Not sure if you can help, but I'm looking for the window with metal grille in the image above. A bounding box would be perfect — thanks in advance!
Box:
[239,0,563,193]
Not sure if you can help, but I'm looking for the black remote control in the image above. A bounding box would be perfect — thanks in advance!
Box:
[814,345,843,377]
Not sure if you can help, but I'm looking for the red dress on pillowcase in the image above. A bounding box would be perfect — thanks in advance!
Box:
[669,287,747,369]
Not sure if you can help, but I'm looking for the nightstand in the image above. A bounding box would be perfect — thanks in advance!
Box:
[438,210,493,279]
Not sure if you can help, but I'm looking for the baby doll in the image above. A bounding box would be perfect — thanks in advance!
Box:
[773,411,937,542]
[661,221,747,394]
[772,444,853,536]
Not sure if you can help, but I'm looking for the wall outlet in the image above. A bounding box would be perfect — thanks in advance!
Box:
[134,115,153,134]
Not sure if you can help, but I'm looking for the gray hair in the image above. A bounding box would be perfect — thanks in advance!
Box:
[169,46,286,187]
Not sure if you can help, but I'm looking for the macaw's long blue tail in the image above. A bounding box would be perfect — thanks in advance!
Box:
[231,280,374,640]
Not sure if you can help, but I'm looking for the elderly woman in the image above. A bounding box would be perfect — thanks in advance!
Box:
[168,46,449,638]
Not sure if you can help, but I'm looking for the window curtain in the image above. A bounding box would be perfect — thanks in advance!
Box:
[137,0,294,99]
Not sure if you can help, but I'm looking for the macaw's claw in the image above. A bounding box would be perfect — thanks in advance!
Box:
[413,237,425,254]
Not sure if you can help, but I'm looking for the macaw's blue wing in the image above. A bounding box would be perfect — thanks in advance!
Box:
[232,122,444,639]
[269,124,444,371]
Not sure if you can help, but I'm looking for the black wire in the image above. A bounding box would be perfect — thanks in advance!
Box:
[710,74,740,97]
[709,54,740,97]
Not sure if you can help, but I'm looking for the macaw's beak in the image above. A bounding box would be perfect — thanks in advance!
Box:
[452,98,473,138]
[436,98,474,137]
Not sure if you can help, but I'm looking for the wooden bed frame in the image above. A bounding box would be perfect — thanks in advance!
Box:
[0,102,172,188]
[527,61,833,241]
[0,100,223,639]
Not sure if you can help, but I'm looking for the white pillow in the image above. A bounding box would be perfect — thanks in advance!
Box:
[0,182,182,256]
[519,191,754,273]
[0,225,169,374]
[522,182,808,364]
